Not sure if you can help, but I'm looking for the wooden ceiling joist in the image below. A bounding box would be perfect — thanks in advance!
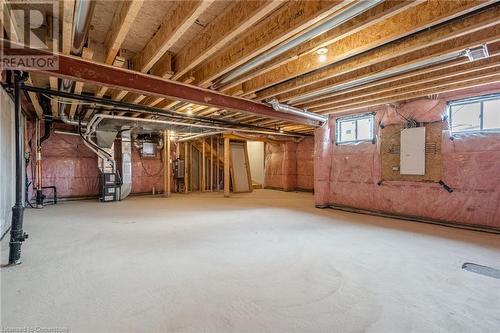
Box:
[303,50,500,110]
[320,73,500,115]
[257,4,500,102]
[61,0,75,55]
[68,47,94,118]
[220,0,421,92]
[313,64,500,113]
[240,0,496,98]
[104,0,143,65]
[187,0,350,86]
[171,0,284,80]
[134,0,214,74]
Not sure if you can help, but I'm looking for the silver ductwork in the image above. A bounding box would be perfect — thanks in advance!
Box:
[215,0,382,87]
[59,0,96,124]
[267,98,327,123]
[120,129,132,199]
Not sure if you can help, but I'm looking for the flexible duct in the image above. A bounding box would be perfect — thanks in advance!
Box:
[267,98,327,123]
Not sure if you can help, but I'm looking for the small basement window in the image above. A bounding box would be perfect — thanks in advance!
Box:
[449,94,500,133]
[336,113,375,144]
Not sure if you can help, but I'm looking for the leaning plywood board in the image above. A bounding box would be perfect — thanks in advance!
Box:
[381,122,442,182]
[230,142,253,193]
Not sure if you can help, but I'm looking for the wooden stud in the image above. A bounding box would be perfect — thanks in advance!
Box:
[184,142,189,193]
[210,136,213,192]
[202,138,206,192]
[224,136,230,197]
[163,130,170,197]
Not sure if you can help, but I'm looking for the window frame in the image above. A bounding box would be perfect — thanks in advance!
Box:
[448,94,500,134]
[335,113,376,145]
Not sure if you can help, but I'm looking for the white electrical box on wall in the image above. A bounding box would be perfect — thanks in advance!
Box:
[400,127,426,175]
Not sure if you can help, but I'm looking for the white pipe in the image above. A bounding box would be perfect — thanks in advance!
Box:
[177,131,225,142]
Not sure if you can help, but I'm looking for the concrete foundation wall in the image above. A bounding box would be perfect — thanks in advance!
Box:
[314,90,500,229]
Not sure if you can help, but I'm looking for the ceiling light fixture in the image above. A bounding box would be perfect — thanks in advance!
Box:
[316,47,328,63]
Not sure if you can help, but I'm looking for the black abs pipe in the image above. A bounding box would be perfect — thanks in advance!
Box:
[8,72,29,265]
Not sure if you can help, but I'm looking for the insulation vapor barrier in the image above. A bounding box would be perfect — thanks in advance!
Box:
[28,123,176,200]
[314,94,500,229]
[264,137,314,191]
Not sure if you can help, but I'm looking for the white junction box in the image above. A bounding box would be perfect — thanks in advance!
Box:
[400,127,426,175]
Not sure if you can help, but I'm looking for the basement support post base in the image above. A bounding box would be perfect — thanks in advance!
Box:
[8,205,28,265]
[8,71,29,265]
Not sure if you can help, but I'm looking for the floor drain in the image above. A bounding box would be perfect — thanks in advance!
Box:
[462,263,500,279]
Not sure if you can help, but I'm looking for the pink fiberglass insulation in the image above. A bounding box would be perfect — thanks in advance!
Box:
[38,128,100,198]
[264,138,314,191]
[130,145,164,194]
[314,92,500,229]
[33,123,176,199]
[296,137,314,190]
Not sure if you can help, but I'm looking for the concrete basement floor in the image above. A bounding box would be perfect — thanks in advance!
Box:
[1,190,499,332]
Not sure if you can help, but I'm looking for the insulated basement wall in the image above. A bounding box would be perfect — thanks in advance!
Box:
[32,124,175,199]
[264,137,314,191]
[314,90,500,230]
[0,87,15,237]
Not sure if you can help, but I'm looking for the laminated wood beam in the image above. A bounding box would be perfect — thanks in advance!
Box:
[257,3,500,101]
[221,0,421,92]
[1,42,320,126]
[104,0,143,65]
[134,0,213,74]
[242,0,496,97]
[188,0,349,86]
[319,72,500,114]
[171,0,283,80]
